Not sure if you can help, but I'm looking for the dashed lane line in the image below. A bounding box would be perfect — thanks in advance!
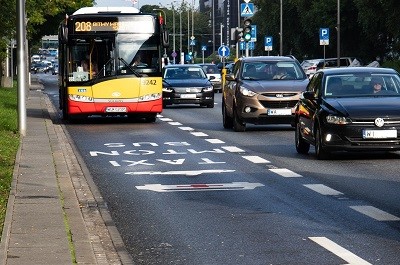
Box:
[222,146,246,153]
[242,155,271,164]
[205,139,225,144]
[309,237,372,265]
[269,168,303,178]
[349,205,400,221]
[304,184,344,196]
[191,132,209,137]
[168,121,182,126]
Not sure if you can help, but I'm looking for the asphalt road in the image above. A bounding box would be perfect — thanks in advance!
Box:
[41,73,400,265]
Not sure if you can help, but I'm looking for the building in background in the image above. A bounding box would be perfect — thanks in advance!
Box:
[199,0,241,56]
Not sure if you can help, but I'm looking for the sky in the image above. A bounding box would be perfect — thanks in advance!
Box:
[94,0,198,9]
[94,0,160,8]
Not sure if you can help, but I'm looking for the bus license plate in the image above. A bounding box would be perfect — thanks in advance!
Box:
[105,107,127,113]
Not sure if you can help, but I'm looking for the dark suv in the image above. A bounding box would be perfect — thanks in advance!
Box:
[222,56,309,131]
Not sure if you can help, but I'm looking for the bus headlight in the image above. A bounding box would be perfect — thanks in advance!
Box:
[69,94,94,102]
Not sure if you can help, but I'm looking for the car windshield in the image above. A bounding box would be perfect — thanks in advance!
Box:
[241,61,306,80]
[200,65,219,74]
[164,67,207,79]
[324,73,400,97]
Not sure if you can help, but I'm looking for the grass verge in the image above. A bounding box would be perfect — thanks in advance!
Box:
[0,82,19,235]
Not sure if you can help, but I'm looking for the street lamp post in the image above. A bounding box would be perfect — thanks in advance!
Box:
[337,0,341,66]
[280,0,283,55]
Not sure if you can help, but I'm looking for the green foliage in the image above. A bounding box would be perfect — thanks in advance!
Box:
[0,83,19,234]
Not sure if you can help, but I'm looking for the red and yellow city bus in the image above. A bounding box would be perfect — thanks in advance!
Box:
[58,7,169,121]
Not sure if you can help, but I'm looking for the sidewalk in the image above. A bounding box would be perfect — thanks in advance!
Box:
[0,76,133,265]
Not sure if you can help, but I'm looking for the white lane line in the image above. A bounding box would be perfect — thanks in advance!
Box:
[159,117,173,122]
[179,126,194,131]
[126,169,235,176]
[222,146,245,153]
[168,121,182,126]
[309,237,372,265]
[269,168,303,178]
[205,139,225,144]
[349,205,400,221]
[157,114,163,117]
[242,156,270,164]
[304,184,343,196]
[191,132,209,137]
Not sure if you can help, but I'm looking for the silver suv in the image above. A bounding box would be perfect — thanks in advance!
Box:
[222,56,309,132]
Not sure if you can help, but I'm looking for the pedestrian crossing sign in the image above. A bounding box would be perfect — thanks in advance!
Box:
[241,3,254,17]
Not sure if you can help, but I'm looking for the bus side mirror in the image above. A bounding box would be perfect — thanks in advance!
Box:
[58,24,68,44]
[162,29,169,48]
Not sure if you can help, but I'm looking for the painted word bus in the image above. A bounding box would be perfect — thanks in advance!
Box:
[58,7,169,121]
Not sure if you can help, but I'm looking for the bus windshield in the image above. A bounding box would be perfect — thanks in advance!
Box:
[65,13,163,82]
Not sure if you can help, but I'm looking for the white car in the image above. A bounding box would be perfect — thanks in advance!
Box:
[31,55,41,63]
[199,64,222,92]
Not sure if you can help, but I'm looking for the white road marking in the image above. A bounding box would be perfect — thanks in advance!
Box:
[179,126,194,131]
[168,121,182,126]
[349,205,400,221]
[309,237,372,265]
[136,182,265,192]
[269,168,303,178]
[126,169,235,176]
[191,132,209,137]
[159,117,173,122]
[242,156,270,164]
[304,184,343,196]
[205,139,225,144]
[222,146,245,153]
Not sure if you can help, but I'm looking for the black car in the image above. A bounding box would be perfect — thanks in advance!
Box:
[162,65,214,108]
[295,67,400,159]
[30,62,49,74]
[222,56,309,131]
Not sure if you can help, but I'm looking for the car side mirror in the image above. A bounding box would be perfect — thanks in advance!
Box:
[303,91,316,100]
[209,76,216,80]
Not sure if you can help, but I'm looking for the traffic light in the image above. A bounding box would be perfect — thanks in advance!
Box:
[243,19,252,42]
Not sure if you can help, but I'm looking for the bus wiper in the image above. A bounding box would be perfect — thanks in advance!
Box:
[118,57,141,77]
[96,58,114,78]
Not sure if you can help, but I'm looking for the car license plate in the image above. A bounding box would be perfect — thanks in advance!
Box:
[181,94,196,99]
[362,129,397,139]
[105,107,127,113]
[267,109,292,115]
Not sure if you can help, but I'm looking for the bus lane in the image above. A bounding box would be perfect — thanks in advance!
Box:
[69,114,396,265]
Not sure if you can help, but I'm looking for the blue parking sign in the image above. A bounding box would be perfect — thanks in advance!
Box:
[319,28,329,45]
[264,36,273,51]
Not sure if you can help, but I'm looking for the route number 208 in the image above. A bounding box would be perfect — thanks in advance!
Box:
[75,22,92,32]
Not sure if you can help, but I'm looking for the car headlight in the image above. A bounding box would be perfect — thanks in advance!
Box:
[162,87,173,92]
[326,115,351,124]
[240,86,257,97]
[203,86,213,92]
